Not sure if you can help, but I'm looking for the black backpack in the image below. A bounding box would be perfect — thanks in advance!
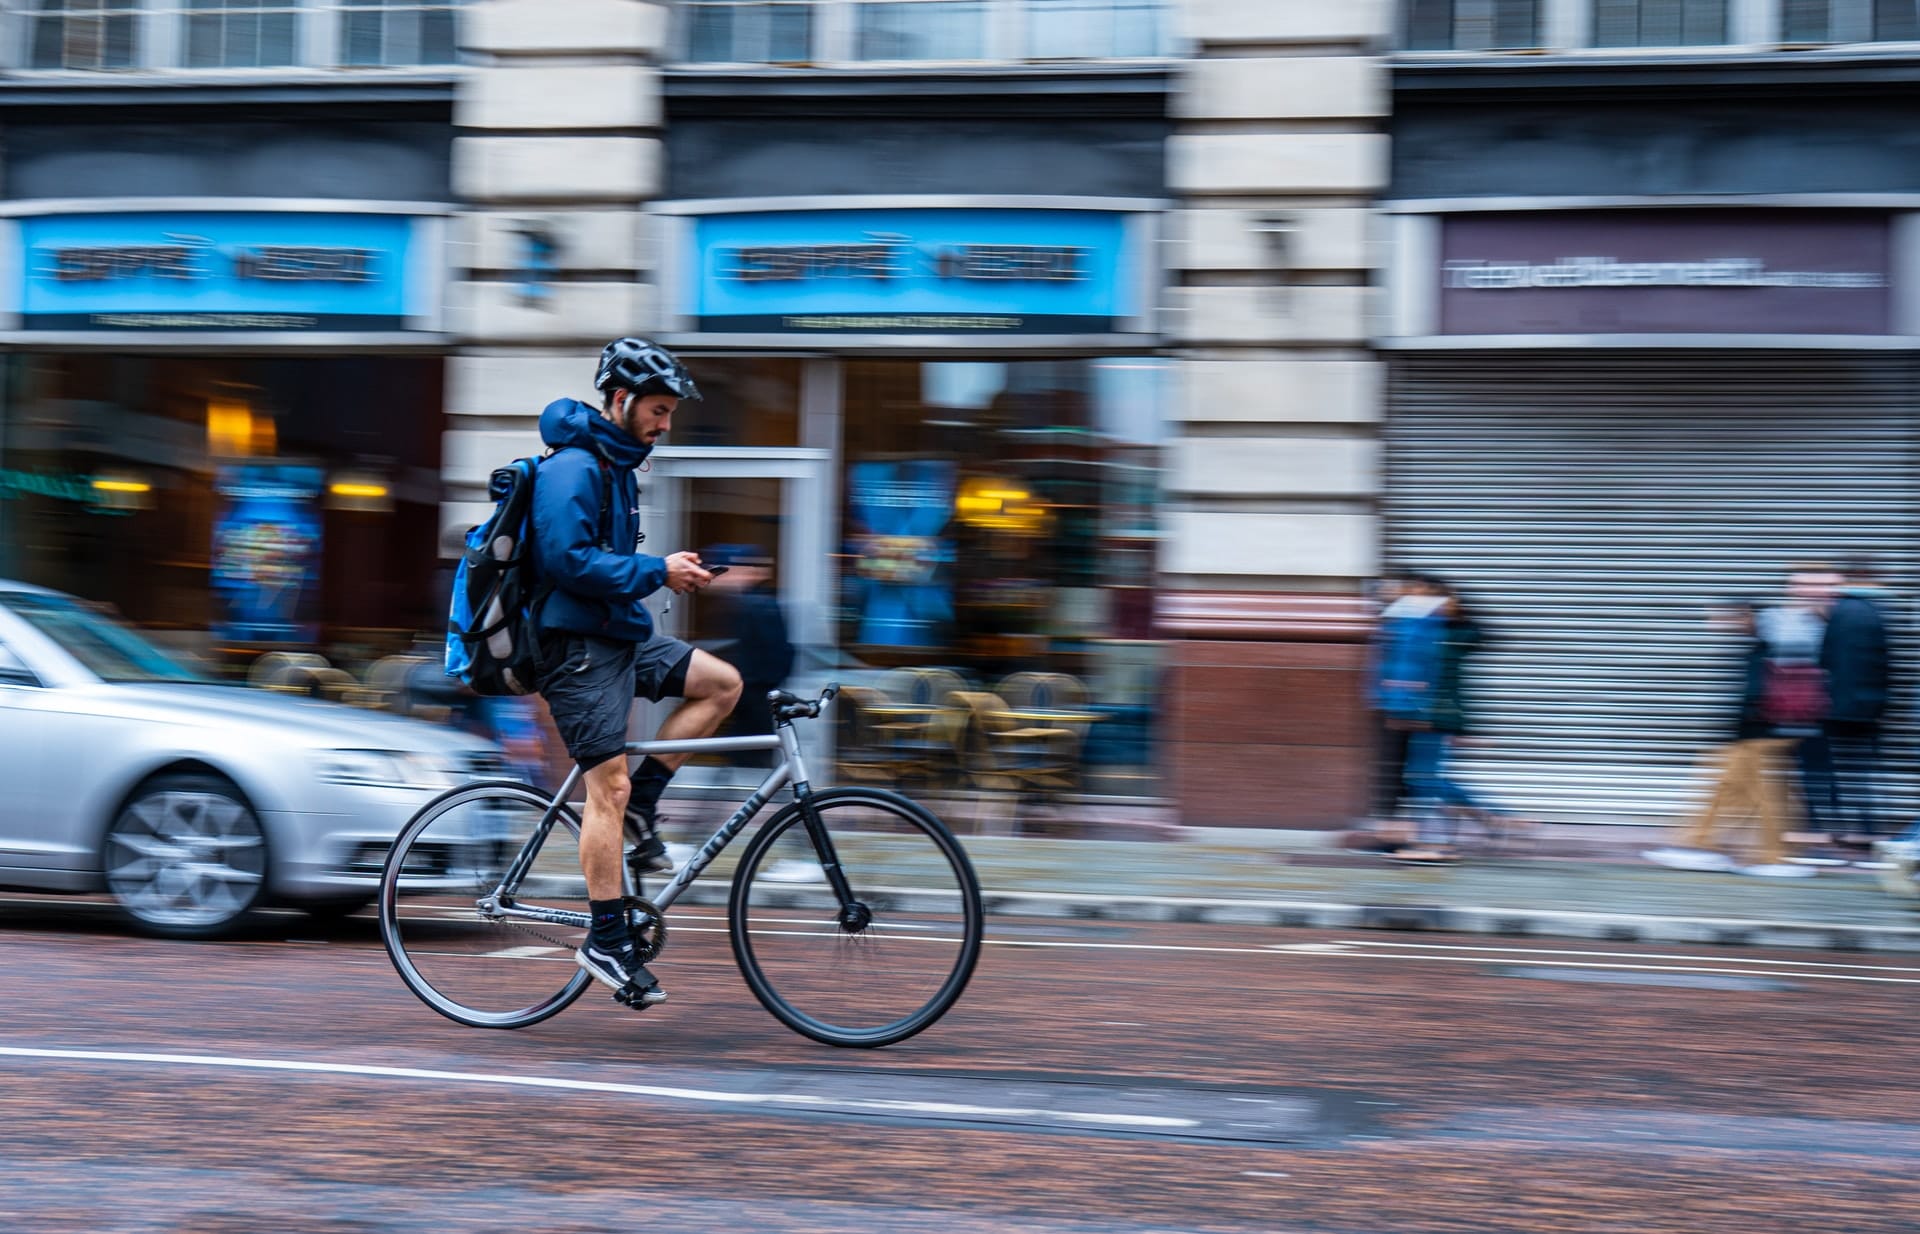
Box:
[444,448,610,696]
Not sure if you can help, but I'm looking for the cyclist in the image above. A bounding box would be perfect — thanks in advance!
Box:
[529,337,743,1007]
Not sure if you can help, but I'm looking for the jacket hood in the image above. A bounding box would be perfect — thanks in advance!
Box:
[1383,594,1447,619]
[538,398,653,469]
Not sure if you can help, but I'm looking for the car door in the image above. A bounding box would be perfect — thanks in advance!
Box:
[0,631,51,869]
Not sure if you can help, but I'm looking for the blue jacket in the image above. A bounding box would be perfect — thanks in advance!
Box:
[529,398,667,643]
[1371,596,1447,723]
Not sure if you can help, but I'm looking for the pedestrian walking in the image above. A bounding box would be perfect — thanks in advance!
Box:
[1821,556,1892,849]
[1368,575,1449,861]
[1645,599,1810,877]
[702,544,795,762]
[1770,564,1841,848]
[1396,582,1532,861]
[1356,576,1432,849]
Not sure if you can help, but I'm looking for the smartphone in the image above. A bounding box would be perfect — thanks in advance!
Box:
[706,565,730,578]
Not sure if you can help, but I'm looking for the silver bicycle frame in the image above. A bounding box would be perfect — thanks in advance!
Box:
[488,720,816,929]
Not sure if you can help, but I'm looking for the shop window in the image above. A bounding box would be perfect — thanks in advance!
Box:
[837,359,1166,796]
[674,0,1169,64]
[338,0,460,66]
[27,1,142,70]
[854,0,987,59]
[684,0,815,63]
[1026,0,1163,58]
[184,0,302,68]
[1593,0,1728,45]
[664,356,803,448]
[1874,0,1920,38]
[0,355,444,659]
[1403,0,1543,49]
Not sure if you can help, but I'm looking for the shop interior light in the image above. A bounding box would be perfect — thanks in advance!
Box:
[955,476,1047,533]
[207,394,275,457]
[326,471,395,513]
[89,471,155,512]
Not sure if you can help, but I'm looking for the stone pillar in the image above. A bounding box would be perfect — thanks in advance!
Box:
[1161,0,1391,827]
[443,0,667,539]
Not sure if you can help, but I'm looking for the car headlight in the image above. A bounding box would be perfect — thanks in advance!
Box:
[314,749,459,790]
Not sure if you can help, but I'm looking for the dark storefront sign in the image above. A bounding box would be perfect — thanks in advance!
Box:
[16,211,431,332]
[672,205,1154,338]
[1438,211,1893,335]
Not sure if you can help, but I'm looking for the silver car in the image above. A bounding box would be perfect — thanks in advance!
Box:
[0,582,505,937]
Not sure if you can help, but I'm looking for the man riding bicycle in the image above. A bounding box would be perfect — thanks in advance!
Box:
[529,337,743,1008]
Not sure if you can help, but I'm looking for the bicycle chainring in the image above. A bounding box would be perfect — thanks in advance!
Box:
[622,894,668,963]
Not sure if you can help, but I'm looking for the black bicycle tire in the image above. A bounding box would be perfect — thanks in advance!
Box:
[379,779,593,1030]
[727,786,984,1048]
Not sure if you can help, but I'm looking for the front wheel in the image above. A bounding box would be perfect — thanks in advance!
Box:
[379,781,593,1029]
[729,787,983,1047]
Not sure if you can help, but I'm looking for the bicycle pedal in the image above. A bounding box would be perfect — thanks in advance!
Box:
[612,981,667,1010]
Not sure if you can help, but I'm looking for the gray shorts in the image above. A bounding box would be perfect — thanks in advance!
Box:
[535,631,695,769]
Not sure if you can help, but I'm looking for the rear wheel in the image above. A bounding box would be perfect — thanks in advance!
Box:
[379,781,592,1029]
[729,788,983,1047]
[104,772,267,939]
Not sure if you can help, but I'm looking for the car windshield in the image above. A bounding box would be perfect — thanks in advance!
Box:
[0,593,213,685]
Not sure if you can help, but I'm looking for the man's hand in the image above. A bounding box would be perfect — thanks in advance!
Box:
[665,551,714,594]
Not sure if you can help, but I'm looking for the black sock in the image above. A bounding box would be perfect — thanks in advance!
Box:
[589,898,627,945]
[628,756,674,815]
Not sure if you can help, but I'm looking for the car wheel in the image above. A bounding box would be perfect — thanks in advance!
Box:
[104,772,268,939]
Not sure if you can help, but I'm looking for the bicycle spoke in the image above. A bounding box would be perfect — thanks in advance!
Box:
[732,790,982,1047]
[380,785,592,1029]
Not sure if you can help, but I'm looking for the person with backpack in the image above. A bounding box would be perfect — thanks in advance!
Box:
[527,337,742,1007]
[1644,598,1810,878]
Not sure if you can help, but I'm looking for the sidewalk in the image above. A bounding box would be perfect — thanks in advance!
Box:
[942,825,1920,952]
[656,790,1920,951]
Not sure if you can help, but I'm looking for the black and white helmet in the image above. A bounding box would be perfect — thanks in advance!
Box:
[594,336,700,401]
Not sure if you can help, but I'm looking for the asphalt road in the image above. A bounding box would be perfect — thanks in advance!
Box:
[2,893,1917,1234]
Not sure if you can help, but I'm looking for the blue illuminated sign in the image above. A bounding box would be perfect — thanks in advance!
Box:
[19,212,420,331]
[687,209,1142,334]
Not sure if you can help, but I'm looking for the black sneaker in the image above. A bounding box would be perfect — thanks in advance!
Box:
[623,807,674,876]
[577,933,668,1008]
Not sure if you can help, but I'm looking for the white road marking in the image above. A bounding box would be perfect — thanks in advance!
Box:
[1241,1171,1291,1179]
[481,946,567,959]
[1284,951,1920,985]
[0,1046,1198,1131]
[1330,939,1920,975]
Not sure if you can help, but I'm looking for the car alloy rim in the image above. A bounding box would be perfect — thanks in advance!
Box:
[106,791,266,927]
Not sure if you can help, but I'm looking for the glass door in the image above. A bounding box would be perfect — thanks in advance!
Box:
[634,448,835,787]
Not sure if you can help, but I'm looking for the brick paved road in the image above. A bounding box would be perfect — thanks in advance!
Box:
[1,894,1916,1233]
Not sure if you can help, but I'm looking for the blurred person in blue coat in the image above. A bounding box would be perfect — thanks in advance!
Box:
[1367,575,1448,856]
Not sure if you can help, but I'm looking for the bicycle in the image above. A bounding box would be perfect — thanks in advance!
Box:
[377,685,985,1047]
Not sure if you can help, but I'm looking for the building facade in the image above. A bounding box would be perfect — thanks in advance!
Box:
[0,2,460,661]
[443,0,1392,819]
[1383,0,1920,822]
[25,1,1914,830]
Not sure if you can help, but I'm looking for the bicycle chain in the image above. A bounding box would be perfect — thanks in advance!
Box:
[487,894,667,962]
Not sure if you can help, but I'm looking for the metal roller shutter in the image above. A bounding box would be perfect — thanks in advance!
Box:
[1385,353,1920,824]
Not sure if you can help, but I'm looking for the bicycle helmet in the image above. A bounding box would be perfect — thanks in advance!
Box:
[594,336,701,401]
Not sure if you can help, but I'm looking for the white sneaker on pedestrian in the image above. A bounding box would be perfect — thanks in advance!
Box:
[1871,840,1920,898]
[1740,863,1817,879]
[1642,847,1735,873]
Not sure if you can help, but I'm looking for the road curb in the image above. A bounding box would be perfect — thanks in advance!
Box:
[975,891,1920,953]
